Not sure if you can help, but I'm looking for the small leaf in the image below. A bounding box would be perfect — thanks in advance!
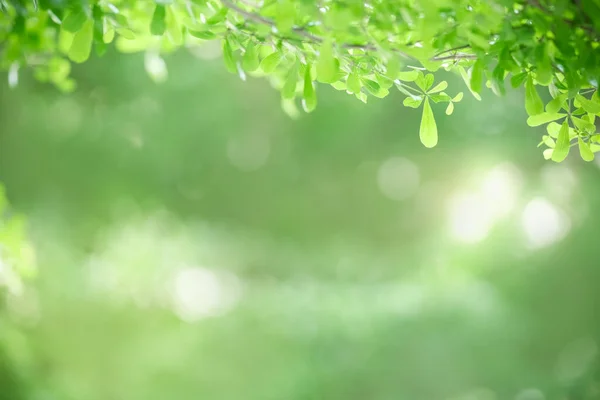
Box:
[445,102,454,115]
[429,93,452,103]
[346,73,361,94]
[458,66,481,100]
[150,5,166,35]
[575,93,600,114]
[165,6,182,45]
[546,122,561,138]
[543,148,553,160]
[222,39,237,73]
[62,9,87,33]
[428,81,448,94]
[511,71,528,88]
[452,92,464,102]
[260,51,282,73]
[242,42,260,72]
[470,59,484,93]
[316,41,337,84]
[397,70,418,82]
[419,98,438,148]
[276,0,295,32]
[403,97,423,108]
[362,79,380,95]
[282,63,298,99]
[525,75,544,116]
[189,29,216,40]
[546,93,567,113]
[526,112,566,127]
[578,137,594,161]
[302,64,316,112]
[551,121,570,162]
[68,20,94,63]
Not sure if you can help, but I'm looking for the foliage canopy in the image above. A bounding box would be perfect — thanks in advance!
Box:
[2,0,600,160]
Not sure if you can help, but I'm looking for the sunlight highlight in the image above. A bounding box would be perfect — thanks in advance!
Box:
[522,198,571,249]
[448,191,493,243]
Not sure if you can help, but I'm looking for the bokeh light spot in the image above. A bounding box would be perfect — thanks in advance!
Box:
[376,157,420,201]
[521,198,570,249]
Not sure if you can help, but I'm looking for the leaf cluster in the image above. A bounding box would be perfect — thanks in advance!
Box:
[1,0,600,159]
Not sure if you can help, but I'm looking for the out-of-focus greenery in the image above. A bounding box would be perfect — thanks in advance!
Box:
[2,0,600,157]
[1,47,600,400]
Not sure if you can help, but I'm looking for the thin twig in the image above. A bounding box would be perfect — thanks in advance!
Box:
[219,0,412,58]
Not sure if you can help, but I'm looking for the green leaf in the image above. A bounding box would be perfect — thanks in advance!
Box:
[578,137,594,161]
[572,117,596,133]
[346,73,361,94]
[302,64,316,112]
[165,6,182,45]
[68,20,94,63]
[428,81,448,94]
[403,97,423,108]
[260,51,282,74]
[428,93,452,103]
[150,5,166,36]
[282,63,298,99]
[510,72,528,88]
[470,59,484,94]
[189,29,216,40]
[458,66,481,101]
[62,9,87,33]
[525,75,544,116]
[276,0,295,32]
[551,121,570,162]
[547,122,561,137]
[527,113,566,127]
[242,42,260,72]
[419,98,438,148]
[546,93,567,113]
[222,39,237,73]
[575,93,600,114]
[452,92,464,102]
[316,41,337,84]
[397,70,419,82]
[416,73,434,92]
[445,102,455,115]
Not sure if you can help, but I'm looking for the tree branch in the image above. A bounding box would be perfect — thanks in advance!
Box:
[219,0,412,58]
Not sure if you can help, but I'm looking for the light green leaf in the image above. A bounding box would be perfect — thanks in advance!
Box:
[222,39,237,73]
[571,117,596,133]
[316,41,337,84]
[543,148,553,160]
[396,70,419,82]
[150,5,166,35]
[575,93,600,114]
[282,63,298,99]
[260,51,282,73]
[445,102,454,115]
[276,0,295,32]
[419,98,438,148]
[578,137,594,161]
[470,59,483,94]
[346,73,361,94]
[525,75,544,116]
[458,66,481,100]
[68,20,94,63]
[428,81,448,94]
[242,42,260,72]
[452,92,464,102]
[551,121,570,162]
[546,93,567,113]
[165,6,182,45]
[189,29,216,40]
[429,93,452,103]
[526,112,566,127]
[62,9,87,33]
[546,122,561,138]
[403,97,423,108]
[302,64,316,112]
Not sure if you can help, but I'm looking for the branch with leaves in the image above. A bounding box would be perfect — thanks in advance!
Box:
[1,0,600,160]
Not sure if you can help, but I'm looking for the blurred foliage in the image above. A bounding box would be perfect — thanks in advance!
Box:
[1,44,600,399]
[2,0,600,156]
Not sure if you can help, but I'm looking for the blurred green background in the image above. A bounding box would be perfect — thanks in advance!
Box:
[1,45,600,400]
